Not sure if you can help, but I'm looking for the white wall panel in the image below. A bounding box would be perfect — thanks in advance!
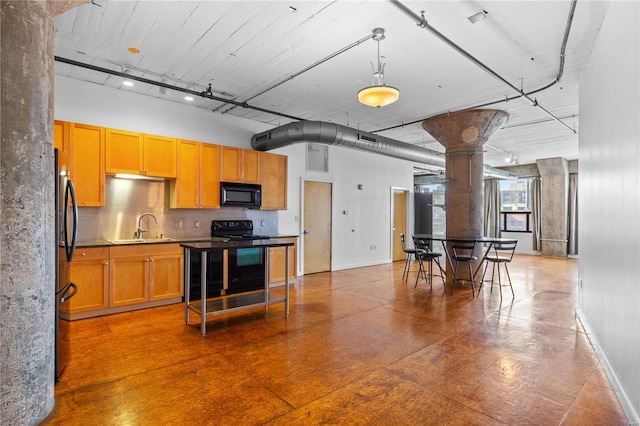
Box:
[578,2,640,422]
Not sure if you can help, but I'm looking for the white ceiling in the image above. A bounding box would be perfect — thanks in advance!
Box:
[53,0,609,168]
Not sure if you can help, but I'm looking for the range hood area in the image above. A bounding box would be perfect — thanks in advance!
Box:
[251,120,515,179]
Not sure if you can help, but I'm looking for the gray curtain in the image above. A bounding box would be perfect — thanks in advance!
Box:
[483,179,501,238]
[531,177,542,251]
[568,174,579,255]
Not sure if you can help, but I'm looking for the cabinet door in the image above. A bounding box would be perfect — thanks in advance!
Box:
[220,146,242,182]
[242,149,261,184]
[53,120,70,173]
[200,143,221,208]
[62,247,109,315]
[171,139,200,208]
[110,256,149,307]
[149,253,183,300]
[65,258,109,313]
[269,238,297,283]
[106,128,143,174]
[144,134,177,177]
[70,123,105,207]
[260,152,287,210]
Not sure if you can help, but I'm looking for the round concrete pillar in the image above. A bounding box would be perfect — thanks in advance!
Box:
[422,110,508,283]
[1,1,56,423]
[422,109,509,237]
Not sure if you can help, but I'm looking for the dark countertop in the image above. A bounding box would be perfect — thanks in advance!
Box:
[74,234,298,248]
[181,239,294,251]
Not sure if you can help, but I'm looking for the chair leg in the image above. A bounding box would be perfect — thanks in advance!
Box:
[478,260,489,296]
[402,253,411,280]
[468,261,475,298]
[497,263,503,300]
[434,258,445,289]
[451,262,459,296]
[414,256,424,288]
[505,263,515,299]
[427,258,433,291]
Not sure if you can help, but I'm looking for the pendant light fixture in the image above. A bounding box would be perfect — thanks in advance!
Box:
[357,28,400,108]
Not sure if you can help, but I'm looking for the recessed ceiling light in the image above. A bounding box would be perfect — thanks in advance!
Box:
[122,69,134,87]
[128,47,140,54]
[468,10,487,24]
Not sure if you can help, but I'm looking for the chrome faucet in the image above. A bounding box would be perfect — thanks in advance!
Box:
[134,213,158,239]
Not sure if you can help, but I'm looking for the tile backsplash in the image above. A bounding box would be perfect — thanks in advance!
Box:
[76,176,278,242]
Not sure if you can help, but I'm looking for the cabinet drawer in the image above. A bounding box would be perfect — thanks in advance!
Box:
[110,243,182,258]
[74,247,109,261]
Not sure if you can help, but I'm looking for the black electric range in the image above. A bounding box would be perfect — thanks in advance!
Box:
[188,220,270,301]
[211,220,271,240]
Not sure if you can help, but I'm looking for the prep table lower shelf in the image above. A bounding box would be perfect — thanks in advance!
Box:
[182,239,293,336]
[187,290,286,317]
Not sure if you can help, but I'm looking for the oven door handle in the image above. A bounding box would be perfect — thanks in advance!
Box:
[59,282,78,303]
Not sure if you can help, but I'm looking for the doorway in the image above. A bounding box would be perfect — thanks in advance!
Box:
[303,180,332,274]
[392,188,409,262]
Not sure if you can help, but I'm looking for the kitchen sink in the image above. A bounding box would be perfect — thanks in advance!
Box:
[109,237,176,244]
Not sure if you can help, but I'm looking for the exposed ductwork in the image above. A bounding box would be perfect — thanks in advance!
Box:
[251,120,515,179]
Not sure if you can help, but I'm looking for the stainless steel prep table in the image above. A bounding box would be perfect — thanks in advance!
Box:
[181,239,294,336]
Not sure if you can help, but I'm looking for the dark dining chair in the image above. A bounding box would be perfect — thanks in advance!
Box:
[450,239,479,297]
[478,239,518,299]
[412,236,445,290]
[400,234,417,281]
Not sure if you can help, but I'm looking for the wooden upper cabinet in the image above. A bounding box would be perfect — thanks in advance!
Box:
[69,123,105,207]
[53,120,70,173]
[106,129,176,178]
[242,150,261,184]
[144,134,177,178]
[200,143,221,208]
[169,140,220,209]
[260,152,288,210]
[220,146,260,184]
[105,128,143,175]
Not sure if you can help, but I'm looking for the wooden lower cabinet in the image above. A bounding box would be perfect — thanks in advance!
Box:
[269,237,297,283]
[110,244,183,308]
[63,244,183,320]
[60,247,109,317]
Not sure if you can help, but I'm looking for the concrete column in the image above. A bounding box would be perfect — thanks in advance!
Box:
[422,109,509,282]
[1,2,56,423]
[536,157,569,257]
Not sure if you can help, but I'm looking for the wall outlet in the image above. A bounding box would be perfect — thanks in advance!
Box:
[174,220,183,229]
[194,220,200,228]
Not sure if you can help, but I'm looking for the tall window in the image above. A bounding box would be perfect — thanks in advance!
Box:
[500,178,532,232]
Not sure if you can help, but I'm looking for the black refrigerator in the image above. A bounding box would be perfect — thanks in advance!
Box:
[55,148,78,382]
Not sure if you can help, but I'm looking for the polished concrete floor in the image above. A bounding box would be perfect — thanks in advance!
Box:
[43,255,629,425]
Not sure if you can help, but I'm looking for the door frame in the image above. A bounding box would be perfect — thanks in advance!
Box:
[300,177,334,274]
[390,186,412,262]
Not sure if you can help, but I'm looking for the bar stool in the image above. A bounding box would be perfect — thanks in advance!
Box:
[450,239,478,297]
[412,236,445,291]
[400,234,417,281]
[478,239,518,299]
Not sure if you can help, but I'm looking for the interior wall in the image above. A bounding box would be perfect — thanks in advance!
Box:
[578,1,640,422]
[55,76,416,272]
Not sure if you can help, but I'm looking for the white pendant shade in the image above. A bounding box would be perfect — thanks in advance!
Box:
[358,85,400,108]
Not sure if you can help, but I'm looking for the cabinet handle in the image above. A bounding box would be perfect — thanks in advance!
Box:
[104,262,109,265]
[81,252,86,256]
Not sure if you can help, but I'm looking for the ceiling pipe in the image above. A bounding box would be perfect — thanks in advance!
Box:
[214,33,374,115]
[381,0,578,136]
[54,56,306,122]
[251,120,514,179]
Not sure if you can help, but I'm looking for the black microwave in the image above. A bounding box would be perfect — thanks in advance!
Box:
[220,182,262,208]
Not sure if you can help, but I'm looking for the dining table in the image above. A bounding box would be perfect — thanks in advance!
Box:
[412,234,517,282]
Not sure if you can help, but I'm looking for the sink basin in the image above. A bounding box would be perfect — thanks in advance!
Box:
[145,237,177,243]
[109,237,176,244]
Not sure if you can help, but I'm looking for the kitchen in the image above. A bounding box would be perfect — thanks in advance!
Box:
[1,1,639,424]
